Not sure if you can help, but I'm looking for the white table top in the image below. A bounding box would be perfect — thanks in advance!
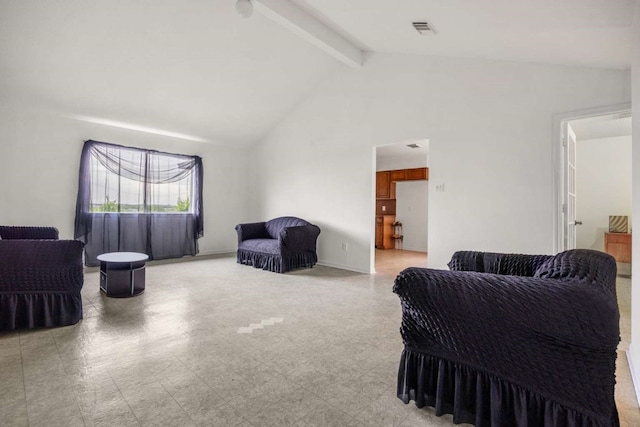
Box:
[97,252,149,263]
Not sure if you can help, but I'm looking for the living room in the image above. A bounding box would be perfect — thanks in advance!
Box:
[1,1,640,426]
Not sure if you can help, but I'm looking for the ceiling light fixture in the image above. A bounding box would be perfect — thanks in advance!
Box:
[236,0,253,18]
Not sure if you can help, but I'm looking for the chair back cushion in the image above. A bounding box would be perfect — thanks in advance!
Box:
[0,226,59,240]
[533,249,617,292]
[448,251,551,277]
[265,217,310,239]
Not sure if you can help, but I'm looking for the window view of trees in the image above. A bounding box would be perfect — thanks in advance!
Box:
[90,196,191,213]
[89,149,194,214]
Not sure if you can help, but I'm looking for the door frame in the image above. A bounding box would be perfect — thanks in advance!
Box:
[552,102,631,253]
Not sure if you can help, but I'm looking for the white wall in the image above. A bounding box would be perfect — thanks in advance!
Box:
[576,136,632,250]
[251,52,630,273]
[395,181,428,252]
[0,106,251,255]
[629,0,640,405]
[376,155,428,171]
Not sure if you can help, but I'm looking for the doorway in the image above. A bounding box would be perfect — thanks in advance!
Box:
[373,140,429,274]
[556,105,632,271]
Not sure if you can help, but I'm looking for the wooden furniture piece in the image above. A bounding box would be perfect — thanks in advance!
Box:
[375,167,428,249]
[376,171,393,199]
[376,215,395,249]
[392,222,404,249]
[604,232,631,263]
[376,167,429,199]
[98,252,148,297]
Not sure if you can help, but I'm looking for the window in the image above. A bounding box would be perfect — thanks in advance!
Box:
[89,146,195,213]
[74,140,203,266]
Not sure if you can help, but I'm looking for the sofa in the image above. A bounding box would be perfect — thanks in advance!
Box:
[394,249,620,427]
[0,226,85,331]
[235,216,321,273]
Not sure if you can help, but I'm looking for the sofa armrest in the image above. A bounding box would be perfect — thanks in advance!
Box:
[394,266,619,351]
[235,222,267,244]
[0,226,59,240]
[0,240,85,293]
[279,225,321,252]
[448,250,552,276]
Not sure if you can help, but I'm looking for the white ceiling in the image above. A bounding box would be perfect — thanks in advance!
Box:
[0,0,636,147]
[292,0,637,69]
[376,140,429,164]
[0,0,340,145]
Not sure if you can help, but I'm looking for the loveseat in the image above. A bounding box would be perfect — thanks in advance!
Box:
[0,226,85,330]
[394,249,620,427]
[235,216,321,273]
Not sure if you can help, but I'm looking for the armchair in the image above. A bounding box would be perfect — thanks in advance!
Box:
[394,249,620,427]
[235,216,320,273]
[0,226,85,330]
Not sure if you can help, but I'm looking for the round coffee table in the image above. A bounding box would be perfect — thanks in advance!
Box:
[97,252,149,298]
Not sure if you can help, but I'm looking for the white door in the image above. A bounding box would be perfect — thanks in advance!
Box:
[564,123,581,250]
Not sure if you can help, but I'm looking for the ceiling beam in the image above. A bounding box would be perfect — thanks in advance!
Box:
[253,0,363,68]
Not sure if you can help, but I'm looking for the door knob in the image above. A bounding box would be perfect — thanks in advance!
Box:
[575,220,583,225]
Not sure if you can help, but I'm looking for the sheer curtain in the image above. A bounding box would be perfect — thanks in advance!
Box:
[74,140,203,266]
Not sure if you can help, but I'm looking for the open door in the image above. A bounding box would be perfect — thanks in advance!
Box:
[563,123,581,250]
[556,105,632,253]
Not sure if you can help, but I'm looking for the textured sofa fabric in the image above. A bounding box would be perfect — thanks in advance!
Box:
[0,225,59,240]
[394,249,620,427]
[235,217,320,273]
[0,226,85,330]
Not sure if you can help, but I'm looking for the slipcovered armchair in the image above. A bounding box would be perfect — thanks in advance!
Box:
[0,226,85,331]
[394,249,620,427]
[235,216,320,273]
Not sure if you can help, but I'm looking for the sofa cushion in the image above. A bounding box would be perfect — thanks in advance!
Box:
[265,217,309,239]
[239,238,280,255]
[533,249,616,287]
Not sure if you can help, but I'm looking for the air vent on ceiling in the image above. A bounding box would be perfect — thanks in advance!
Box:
[406,143,422,149]
[412,21,437,35]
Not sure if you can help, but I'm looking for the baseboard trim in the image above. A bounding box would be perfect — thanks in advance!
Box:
[317,260,372,274]
[197,250,236,257]
[627,344,640,406]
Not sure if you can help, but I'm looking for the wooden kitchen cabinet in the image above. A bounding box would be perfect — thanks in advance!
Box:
[375,217,384,247]
[375,215,395,249]
[375,167,428,250]
[377,168,428,199]
[376,172,391,199]
[390,170,406,181]
[406,167,428,180]
[605,232,631,263]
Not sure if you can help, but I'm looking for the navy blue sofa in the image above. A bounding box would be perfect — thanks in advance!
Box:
[235,217,320,273]
[0,226,85,330]
[394,249,620,427]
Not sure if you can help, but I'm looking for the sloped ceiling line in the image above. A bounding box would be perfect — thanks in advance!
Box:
[253,0,364,67]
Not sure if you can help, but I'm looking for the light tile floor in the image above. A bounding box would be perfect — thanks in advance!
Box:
[0,250,638,426]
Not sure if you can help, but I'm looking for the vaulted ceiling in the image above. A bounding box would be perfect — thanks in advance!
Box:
[0,0,636,146]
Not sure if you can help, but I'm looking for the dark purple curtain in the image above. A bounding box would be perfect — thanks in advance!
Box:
[74,140,203,266]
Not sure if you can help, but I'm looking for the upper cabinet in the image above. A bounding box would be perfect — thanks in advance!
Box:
[406,167,428,180]
[376,171,391,199]
[376,167,428,199]
[390,170,406,181]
